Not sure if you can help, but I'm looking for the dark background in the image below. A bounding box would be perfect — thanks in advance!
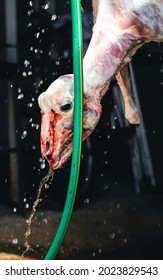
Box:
[0,0,162,206]
[0,0,163,260]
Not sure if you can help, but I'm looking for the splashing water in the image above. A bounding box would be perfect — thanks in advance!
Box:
[23,167,54,257]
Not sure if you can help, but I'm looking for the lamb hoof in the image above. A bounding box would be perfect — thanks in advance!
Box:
[126,111,141,125]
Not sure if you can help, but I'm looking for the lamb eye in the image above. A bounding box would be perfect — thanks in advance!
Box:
[59,101,72,112]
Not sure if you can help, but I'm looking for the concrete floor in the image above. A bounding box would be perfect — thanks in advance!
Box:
[0,179,163,260]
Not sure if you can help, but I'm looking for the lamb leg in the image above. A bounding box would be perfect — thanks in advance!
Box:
[116,64,141,124]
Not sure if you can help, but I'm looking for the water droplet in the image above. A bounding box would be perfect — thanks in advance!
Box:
[29,1,33,7]
[38,80,43,87]
[17,93,24,100]
[28,9,34,16]
[44,184,49,189]
[42,218,48,224]
[84,198,90,204]
[27,22,32,27]
[42,3,50,10]
[103,185,109,191]
[21,130,27,139]
[13,207,17,213]
[27,102,33,107]
[35,32,40,39]
[63,50,69,58]
[51,14,57,21]
[12,238,18,245]
[22,72,27,77]
[17,87,21,93]
[116,203,120,209]
[40,162,46,169]
[25,203,29,209]
[31,123,39,129]
[24,60,30,67]
[110,232,116,239]
[103,219,107,225]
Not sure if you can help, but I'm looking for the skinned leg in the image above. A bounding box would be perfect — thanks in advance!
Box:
[116,64,141,124]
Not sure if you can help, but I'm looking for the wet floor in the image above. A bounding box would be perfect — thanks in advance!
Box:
[0,178,163,260]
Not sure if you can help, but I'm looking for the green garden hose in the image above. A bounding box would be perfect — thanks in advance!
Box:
[44,0,83,260]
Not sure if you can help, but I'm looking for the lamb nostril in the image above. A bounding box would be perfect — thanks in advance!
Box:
[45,141,50,154]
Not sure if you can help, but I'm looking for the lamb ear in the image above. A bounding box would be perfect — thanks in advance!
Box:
[83,107,100,130]
[58,74,73,81]
[57,74,74,95]
[92,0,99,23]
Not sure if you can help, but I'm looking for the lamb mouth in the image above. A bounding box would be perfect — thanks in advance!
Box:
[46,136,73,169]
[59,136,73,162]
